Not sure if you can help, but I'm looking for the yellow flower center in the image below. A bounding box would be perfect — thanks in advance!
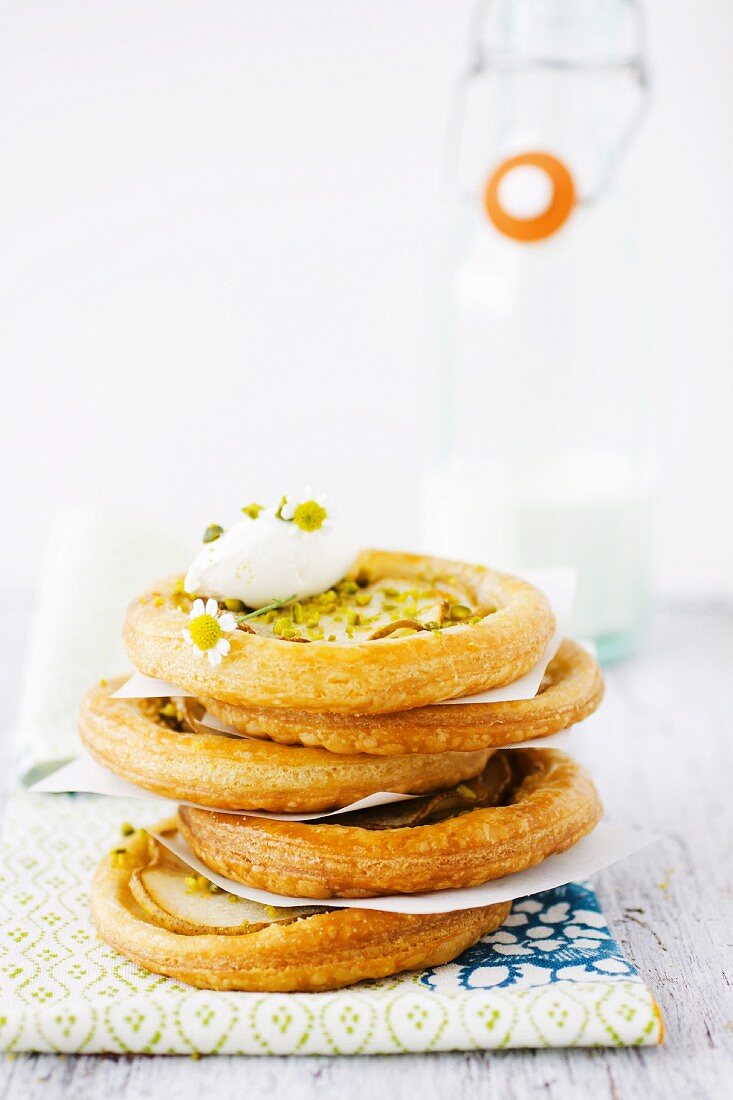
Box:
[293,500,327,532]
[189,613,222,650]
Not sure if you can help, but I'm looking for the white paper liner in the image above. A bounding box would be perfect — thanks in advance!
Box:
[112,567,576,708]
[150,822,658,915]
[30,731,574,822]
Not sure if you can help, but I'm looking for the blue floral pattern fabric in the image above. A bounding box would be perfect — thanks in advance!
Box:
[421,882,635,994]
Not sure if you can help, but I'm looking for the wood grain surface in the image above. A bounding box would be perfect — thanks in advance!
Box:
[0,597,730,1099]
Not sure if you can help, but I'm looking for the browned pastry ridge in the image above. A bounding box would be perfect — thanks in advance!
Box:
[122,550,555,713]
[79,681,491,812]
[91,824,511,992]
[203,639,603,756]
[178,749,603,899]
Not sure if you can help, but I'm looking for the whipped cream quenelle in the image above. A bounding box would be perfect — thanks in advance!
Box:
[184,497,360,609]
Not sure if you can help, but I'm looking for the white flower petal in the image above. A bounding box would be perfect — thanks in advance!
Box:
[191,599,205,619]
[205,598,218,617]
[216,638,231,656]
[182,628,193,644]
[207,649,222,667]
[218,613,237,632]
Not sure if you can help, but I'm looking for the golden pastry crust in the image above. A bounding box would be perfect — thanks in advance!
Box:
[178,749,603,898]
[203,639,603,756]
[79,681,491,812]
[122,550,554,713]
[91,826,510,992]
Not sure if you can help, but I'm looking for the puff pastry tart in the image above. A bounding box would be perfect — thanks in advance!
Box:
[79,681,491,812]
[178,749,603,899]
[122,550,554,713]
[92,823,511,992]
[203,639,603,756]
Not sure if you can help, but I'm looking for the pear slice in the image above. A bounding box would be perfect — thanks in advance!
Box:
[129,838,321,936]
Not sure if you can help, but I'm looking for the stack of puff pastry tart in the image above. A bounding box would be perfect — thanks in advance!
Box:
[86,497,605,992]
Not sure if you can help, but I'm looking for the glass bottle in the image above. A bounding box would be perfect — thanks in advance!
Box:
[421,0,651,663]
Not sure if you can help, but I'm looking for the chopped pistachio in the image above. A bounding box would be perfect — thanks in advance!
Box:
[347,610,360,627]
[203,523,224,544]
[340,579,358,595]
[449,605,472,621]
[224,598,245,612]
[456,784,477,801]
[241,502,264,520]
[292,602,304,624]
[184,873,214,895]
[99,678,108,688]
[120,822,135,837]
[355,592,371,607]
[328,634,336,642]
[469,615,483,625]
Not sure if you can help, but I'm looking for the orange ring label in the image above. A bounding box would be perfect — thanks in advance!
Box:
[484,152,575,242]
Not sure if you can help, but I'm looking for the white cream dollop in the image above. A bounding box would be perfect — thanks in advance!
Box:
[184,502,360,609]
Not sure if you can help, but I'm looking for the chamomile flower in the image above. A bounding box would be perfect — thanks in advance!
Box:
[182,598,237,666]
[276,490,330,531]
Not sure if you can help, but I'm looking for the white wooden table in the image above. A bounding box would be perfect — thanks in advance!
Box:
[0,598,730,1099]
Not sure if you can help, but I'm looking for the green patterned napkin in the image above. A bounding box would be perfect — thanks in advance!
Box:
[0,793,663,1054]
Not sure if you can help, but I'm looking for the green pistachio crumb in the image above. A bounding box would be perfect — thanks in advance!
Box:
[203,523,224,544]
[120,822,135,837]
[241,502,264,520]
[224,598,245,612]
[355,592,371,607]
[450,605,471,621]
[456,784,477,800]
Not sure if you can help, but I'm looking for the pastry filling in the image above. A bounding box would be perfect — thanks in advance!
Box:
[324,752,515,829]
[168,573,489,644]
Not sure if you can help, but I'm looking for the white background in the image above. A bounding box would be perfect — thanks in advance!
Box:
[2,0,732,599]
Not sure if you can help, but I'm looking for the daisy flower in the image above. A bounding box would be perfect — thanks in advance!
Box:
[182,598,237,667]
[276,490,330,531]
